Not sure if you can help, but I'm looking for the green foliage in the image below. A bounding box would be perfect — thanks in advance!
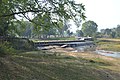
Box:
[0,42,15,57]
[100,28,112,38]
[116,25,120,37]
[9,38,34,50]
[33,19,73,39]
[17,21,33,37]
[0,37,35,56]
[82,20,98,37]
[100,25,120,38]
[76,30,84,37]
[0,0,86,36]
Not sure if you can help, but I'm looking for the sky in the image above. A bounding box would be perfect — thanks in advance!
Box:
[70,0,120,32]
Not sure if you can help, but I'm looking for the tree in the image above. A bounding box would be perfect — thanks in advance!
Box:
[104,28,111,36]
[66,30,73,37]
[8,20,34,38]
[81,20,98,37]
[116,25,120,37]
[20,21,33,38]
[0,0,86,36]
[110,31,116,38]
[100,28,115,38]
[76,30,84,37]
[41,27,57,39]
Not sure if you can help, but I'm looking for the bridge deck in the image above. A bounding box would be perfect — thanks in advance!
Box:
[34,40,94,47]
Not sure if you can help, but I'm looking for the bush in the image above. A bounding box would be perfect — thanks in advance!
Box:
[0,37,35,57]
[6,38,34,50]
[0,42,15,57]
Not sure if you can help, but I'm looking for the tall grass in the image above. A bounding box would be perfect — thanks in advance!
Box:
[97,38,120,51]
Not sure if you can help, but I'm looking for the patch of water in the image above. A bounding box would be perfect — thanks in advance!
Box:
[73,45,96,52]
[95,50,120,58]
[73,46,120,58]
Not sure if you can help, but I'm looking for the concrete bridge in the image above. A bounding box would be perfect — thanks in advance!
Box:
[34,40,95,48]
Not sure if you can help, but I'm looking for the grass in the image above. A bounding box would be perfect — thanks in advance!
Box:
[97,38,120,52]
[0,50,120,80]
[31,37,76,42]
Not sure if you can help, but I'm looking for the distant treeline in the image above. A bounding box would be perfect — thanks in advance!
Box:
[99,25,120,38]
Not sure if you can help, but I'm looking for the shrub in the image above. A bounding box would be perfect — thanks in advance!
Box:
[0,41,15,57]
[0,37,35,57]
[7,38,34,50]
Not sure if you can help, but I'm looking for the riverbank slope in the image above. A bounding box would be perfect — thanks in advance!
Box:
[0,48,120,80]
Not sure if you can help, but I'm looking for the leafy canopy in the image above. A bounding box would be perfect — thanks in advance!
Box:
[0,0,86,36]
[82,20,98,37]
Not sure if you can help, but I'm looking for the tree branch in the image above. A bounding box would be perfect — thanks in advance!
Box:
[0,10,41,18]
